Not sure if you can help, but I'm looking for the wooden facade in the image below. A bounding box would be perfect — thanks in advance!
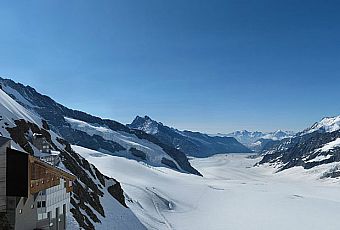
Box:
[29,155,76,194]
[0,136,76,230]
[1,144,76,199]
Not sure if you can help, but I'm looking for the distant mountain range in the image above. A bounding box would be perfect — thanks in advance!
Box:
[128,116,251,157]
[221,130,295,152]
[259,115,340,178]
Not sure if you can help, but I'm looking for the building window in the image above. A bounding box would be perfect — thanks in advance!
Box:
[31,204,34,209]
[37,202,41,208]
[19,209,23,214]
[42,201,46,207]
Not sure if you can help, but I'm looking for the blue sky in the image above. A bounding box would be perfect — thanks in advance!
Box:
[0,0,339,133]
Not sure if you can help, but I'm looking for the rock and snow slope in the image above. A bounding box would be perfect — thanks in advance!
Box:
[129,115,251,157]
[0,77,200,176]
[0,87,145,229]
[260,115,340,178]
[76,147,340,230]
[65,117,184,170]
[300,115,340,135]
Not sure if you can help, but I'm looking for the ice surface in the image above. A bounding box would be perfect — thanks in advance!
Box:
[76,146,340,230]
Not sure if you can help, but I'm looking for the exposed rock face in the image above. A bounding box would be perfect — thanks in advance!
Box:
[129,147,147,160]
[129,116,251,157]
[161,157,178,170]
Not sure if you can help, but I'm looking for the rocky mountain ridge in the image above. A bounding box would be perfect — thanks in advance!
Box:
[128,115,251,157]
[259,115,340,179]
[0,77,200,176]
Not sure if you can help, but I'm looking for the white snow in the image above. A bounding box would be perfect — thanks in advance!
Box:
[225,130,294,149]
[0,89,41,125]
[75,146,340,230]
[1,85,36,108]
[65,117,180,169]
[303,116,340,134]
[140,119,159,135]
[306,154,333,163]
[314,138,340,153]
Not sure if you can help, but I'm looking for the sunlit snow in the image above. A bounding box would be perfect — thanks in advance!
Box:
[75,145,340,230]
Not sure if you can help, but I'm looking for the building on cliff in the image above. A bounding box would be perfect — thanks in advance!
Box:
[0,136,76,230]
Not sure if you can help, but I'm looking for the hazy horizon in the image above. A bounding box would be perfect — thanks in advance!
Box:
[1,1,339,133]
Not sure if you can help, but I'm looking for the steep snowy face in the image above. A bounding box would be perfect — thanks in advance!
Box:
[301,116,340,135]
[0,89,40,125]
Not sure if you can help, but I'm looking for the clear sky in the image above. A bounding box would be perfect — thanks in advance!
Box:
[0,0,339,133]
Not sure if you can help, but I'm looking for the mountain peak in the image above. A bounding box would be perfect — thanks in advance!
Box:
[129,115,159,134]
[301,115,340,135]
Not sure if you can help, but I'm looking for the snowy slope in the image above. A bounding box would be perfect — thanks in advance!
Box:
[301,115,340,135]
[76,146,340,230]
[65,117,184,170]
[0,88,43,152]
[259,115,340,178]
[0,88,145,230]
[0,88,41,125]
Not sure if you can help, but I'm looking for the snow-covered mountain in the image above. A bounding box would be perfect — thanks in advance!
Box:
[299,115,340,135]
[0,77,200,176]
[0,86,145,229]
[128,115,251,157]
[224,130,295,151]
[0,77,204,229]
[259,115,340,179]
